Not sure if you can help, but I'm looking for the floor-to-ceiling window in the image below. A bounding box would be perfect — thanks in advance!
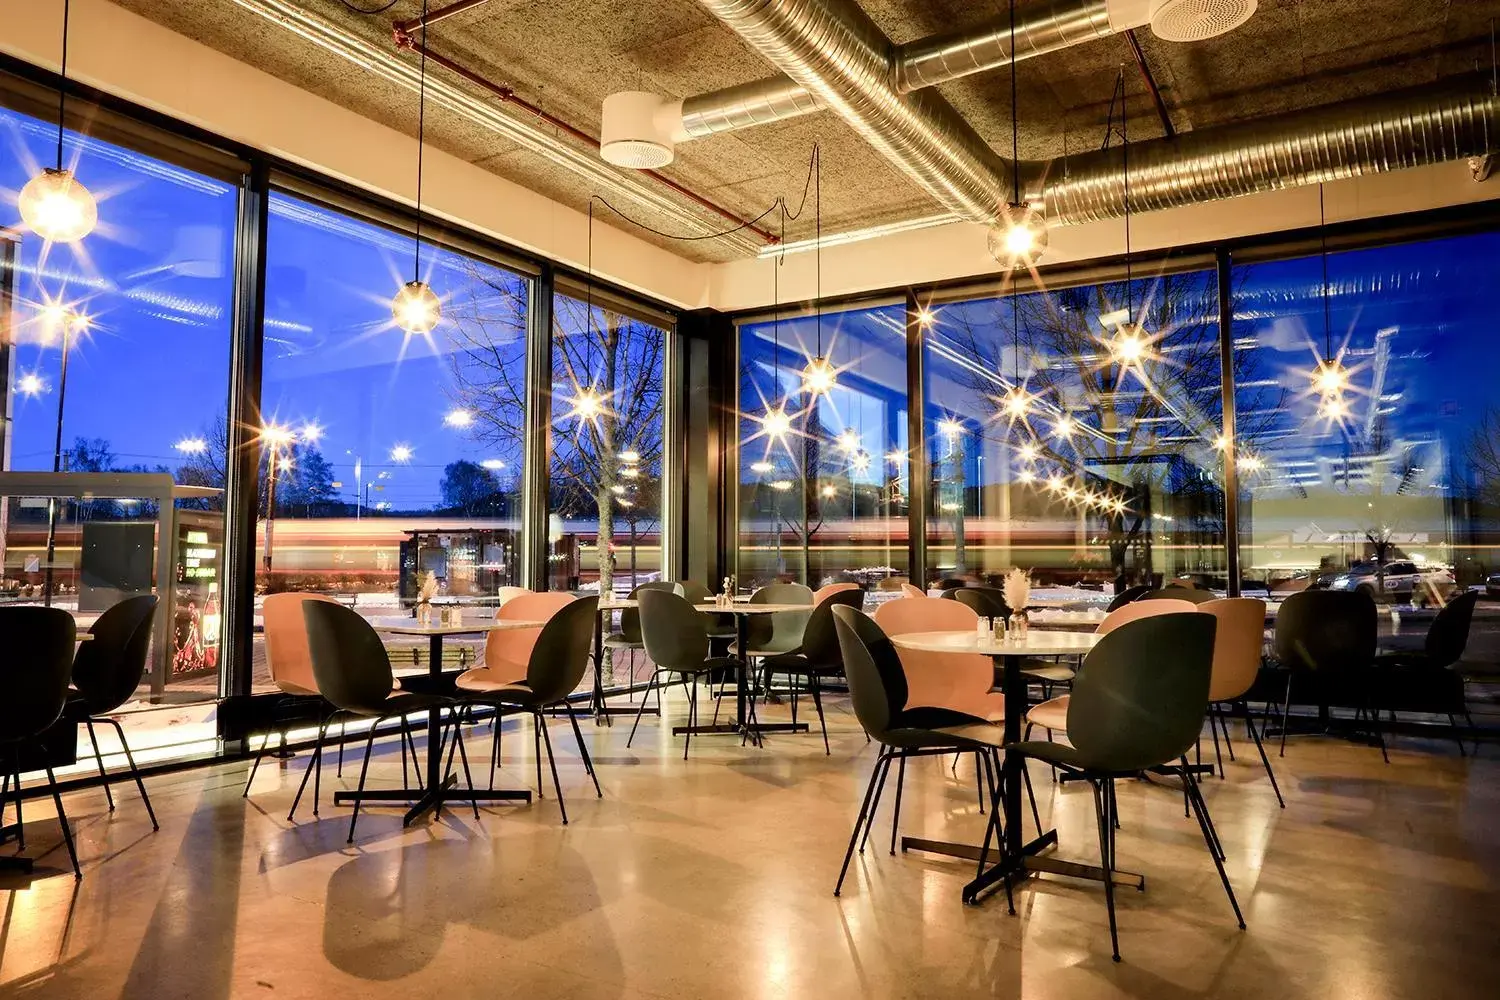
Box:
[1231,230,1500,602]
[922,266,1227,593]
[255,191,530,689]
[548,288,669,597]
[737,303,909,593]
[1,98,238,760]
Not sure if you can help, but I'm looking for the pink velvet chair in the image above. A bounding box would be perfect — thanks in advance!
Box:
[872,596,1004,722]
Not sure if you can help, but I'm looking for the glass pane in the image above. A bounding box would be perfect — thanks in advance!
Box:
[548,292,668,599]
[923,270,1226,597]
[1,106,235,763]
[736,304,910,594]
[1232,232,1497,612]
[257,192,529,690]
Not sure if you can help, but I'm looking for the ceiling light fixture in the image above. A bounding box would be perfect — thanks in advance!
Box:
[802,354,837,395]
[599,91,676,168]
[1310,183,1350,413]
[988,1,1047,270]
[939,417,964,439]
[850,450,871,473]
[18,373,46,397]
[619,449,641,463]
[1000,385,1032,420]
[1106,67,1151,370]
[836,429,860,453]
[19,0,97,245]
[481,458,506,470]
[444,408,474,428]
[175,436,207,454]
[390,443,414,463]
[1052,414,1075,439]
[802,145,836,396]
[761,406,792,439]
[392,1,440,336]
[750,461,774,474]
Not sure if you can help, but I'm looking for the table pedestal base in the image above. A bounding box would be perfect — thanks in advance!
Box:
[333,776,532,827]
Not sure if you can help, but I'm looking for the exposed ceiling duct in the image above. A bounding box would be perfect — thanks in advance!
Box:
[1032,81,1500,225]
[678,0,1141,139]
[687,0,1499,234]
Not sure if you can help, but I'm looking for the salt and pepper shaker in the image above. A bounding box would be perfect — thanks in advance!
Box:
[976,615,992,641]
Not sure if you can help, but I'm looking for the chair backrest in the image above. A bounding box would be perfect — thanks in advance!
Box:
[638,589,710,672]
[1106,584,1153,612]
[496,586,530,607]
[1273,589,1376,673]
[812,582,860,604]
[0,607,77,741]
[1066,612,1219,773]
[951,586,1010,620]
[799,589,866,666]
[523,596,600,703]
[69,594,158,715]
[264,592,342,696]
[1425,590,1478,666]
[743,582,814,653]
[678,579,712,604]
[301,601,396,713]
[1096,597,1197,634]
[832,606,909,742]
[1200,598,1268,702]
[618,580,683,643]
[484,592,576,683]
[900,582,927,598]
[1141,586,1216,605]
[874,596,1002,718]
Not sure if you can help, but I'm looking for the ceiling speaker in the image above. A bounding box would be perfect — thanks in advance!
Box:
[1149,0,1257,42]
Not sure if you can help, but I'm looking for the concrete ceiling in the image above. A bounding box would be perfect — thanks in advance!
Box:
[115,0,1499,262]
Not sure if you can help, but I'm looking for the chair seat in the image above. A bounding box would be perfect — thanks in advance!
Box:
[1026,695,1070,733]
[455,669,526,694]
[668,655,740,677]
[461,677,544,707]
[1021,660,1077,683]
[761,651,841,675]
[602,634,642,650]
[728,643,800,658]
[895,705,993,730]
[357,691,452,718]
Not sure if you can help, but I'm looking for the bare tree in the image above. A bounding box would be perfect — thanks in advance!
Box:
[1466,405,1500,509]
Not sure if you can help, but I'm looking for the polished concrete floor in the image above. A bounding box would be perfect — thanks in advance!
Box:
[2,696,1497,999]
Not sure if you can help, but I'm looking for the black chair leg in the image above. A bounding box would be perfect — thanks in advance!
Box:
[835,751,889,897]
[347,720,383,843]
[1021,759,1042,837]
[810,675,829,755]
[102,717,157,831]
[532,712,544,795]
[288,720,328,822]
[888,754,907,856]
[1208,709,1225,779]
[43,763,81,880]
[537,712,568,825]
[683,680,697,761]
[243,731,273,797]
[449,712,480,822]
[1239,701,1285,808]
[565,704,603,798]
[859,754,892,855]
[490,709,504,790]
[82,719,115,812]
[1279,673,1294,758]
[626,670,660,749]
[9,752,23,850]
[1219,705,1237,762]
[1183,764,1246,930]
[1090,778,1120,962]
[337,721,346,778]
[973,751,985,815]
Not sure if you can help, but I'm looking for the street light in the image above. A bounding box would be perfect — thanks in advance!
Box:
[41,302,89,605]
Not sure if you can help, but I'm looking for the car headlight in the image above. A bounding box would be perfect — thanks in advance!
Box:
[1332,576,1350,587]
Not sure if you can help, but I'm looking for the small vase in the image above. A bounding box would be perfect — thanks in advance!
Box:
[1011,611,1028,641]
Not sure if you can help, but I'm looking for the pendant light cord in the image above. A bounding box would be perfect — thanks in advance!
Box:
[1319,183,1332,362]
[56,0,70,170]
[1009,0,1019,206]
[814,143,822,358]
[1121,69,1132,318]
[413,0,429,283]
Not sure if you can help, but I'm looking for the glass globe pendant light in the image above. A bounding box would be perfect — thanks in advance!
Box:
[989,1,1047,270]
[392,1,440,336]
[801,147,837,396]
[1310,184,1349,412]
[21,0,97,244]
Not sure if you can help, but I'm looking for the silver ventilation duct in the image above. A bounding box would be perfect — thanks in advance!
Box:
[692,0,1018,224]
[680,0,1127,139]
[694,0,1498,232]
[1033,82,1500,225]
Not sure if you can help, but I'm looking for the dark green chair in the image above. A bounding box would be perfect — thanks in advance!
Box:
[1375,589,1477,754]
[61,594,159,830]
[300,601,473,843]
[678,579,736,640]
[632,589,742,759]
[0,607,81,879]
[604,581,684,682]
[455,596,600,824]
[948,586,1010,621]
[830,606,1024,899]
[1007,611,1242,961]
[735,582,813,659]
[1141,586,1216,604]
[1107,585,1153,612]
[1273,589,1382,761]
[761,589,865,754]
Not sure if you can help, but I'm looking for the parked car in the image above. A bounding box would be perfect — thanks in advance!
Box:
[1486,572,1500,599]
[1326,560,1422,603]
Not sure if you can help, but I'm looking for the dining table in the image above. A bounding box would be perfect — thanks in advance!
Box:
[332,616,543,825]
[887,628,1146,906]
[686,601,816,743]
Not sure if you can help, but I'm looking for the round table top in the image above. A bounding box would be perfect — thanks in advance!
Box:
[889,629,1099,657]
[369,617,544,636]
[696,602,812,614]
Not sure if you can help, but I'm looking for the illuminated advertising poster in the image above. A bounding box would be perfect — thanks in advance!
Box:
[174,516,224,676]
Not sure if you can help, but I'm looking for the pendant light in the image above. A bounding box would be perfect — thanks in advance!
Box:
[392,1,441,336]
[20,0,97,244]
[1311,183,1350,414]
[761,190,793,439]
[1104,69,1149,368]
[568,200,607,426]
[988,1,1047,270]
[801,146,837,396]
